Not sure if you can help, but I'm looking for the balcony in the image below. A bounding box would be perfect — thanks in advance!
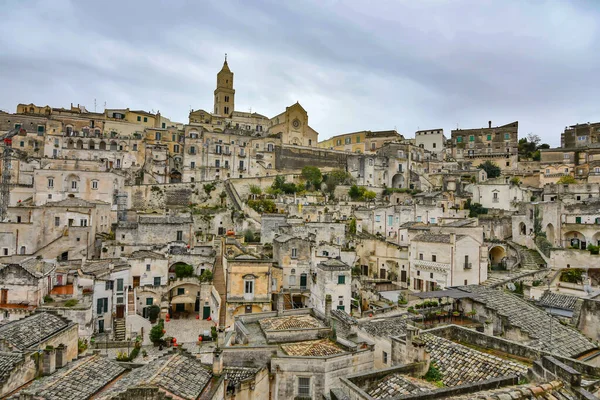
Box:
[492,198,499,203]
[238,152,246,158]
[413,260,450,273]
[464,263,472,269]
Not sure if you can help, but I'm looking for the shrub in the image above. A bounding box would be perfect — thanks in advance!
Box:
[424,362,443,384]
[560,269,584,283]
[203,183,216,196]
[199,269,213,282]
[477,161,501,179]
[588,244,599,255]
[557,175,576,184]
[247,199,277,213]
[174,263,194,278]
[43,295,54,303]
[116,351,129,361]
[147,305,160,322]
[129,346,140,361]
[78,338,88,354]
[64,299,78,307]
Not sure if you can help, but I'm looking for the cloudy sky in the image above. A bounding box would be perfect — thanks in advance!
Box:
[1,0,599,146]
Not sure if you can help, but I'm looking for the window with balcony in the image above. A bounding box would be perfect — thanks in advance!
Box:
[244,279,254,299]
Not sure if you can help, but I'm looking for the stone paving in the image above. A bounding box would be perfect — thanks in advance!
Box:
[164,318,217,344]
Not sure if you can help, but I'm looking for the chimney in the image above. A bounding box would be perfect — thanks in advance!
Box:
[325,294,332,325]
[212,349,223,375]
[488,121,492,129]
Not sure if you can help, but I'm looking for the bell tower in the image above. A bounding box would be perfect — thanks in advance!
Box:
[214,54,235,116]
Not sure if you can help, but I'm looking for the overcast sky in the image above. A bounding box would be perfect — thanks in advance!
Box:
[1,0,599,146]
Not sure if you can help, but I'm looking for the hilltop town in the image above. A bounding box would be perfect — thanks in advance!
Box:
[0,59,599,399]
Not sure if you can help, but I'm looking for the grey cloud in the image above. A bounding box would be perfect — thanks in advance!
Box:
[1,0,600,146]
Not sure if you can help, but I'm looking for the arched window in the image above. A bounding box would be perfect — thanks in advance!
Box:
[99,141,106,150]
[110,141,118,151]
[19,246,26,255]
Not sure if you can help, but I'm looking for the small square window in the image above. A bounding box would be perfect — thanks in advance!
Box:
[137,116,141,121]
[146,298,153,306]
[338,275,346,284]
[146,264,151,271]
[143,117,148,122]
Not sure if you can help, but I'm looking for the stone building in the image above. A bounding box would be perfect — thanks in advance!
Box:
[409,232,487,290]
[561,121,600,148]
[450,121,519,171]
[223,256,281,327]
[0,312,79,397]
[470,182,539,211]
[311,259,352,314]
[414,128,445,159]
[318,129,402,153]
[0,258,56,321]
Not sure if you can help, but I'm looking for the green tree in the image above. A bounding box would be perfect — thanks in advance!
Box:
[509,177,521,186]
[301,166,322,189]
[477,161,501,179]
[203,183,216,196]
[557,175,576,184]
[249,185,262,195]
[324,169,354,195]
[349,218,357,234]
[149,320,165,344]
[348,185,365,200]
[174,263,194,278]
[363,190,377,202]
[147,305,160,322]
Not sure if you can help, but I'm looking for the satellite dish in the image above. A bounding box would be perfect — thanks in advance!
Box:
[507,282,516,291]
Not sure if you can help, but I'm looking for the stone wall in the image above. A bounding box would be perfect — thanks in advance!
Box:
[0,354,36,398]
[574,298,600,343]
[125,181,224,210]
[275,145,348,170]
[222,347,277,368]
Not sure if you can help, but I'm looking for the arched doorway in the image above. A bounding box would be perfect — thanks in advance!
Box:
[170,170,182,183]
[391,173,404,188]
[563,231,586,249]
[489,246,506,268]
[519,222,526,236]
[545,223,556,246]
[593,232,600,247]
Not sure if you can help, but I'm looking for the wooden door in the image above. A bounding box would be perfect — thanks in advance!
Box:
[0,289,7,304]
[133,276,140,288]
[116,304,125,319]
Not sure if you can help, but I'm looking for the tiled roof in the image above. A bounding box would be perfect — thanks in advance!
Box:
[45,198,109,207]
[225,366,258,388]
[128,250,166,259]
[422,333,528,387]
[367,373,436,399]
[12,354,125,400]
[138,215,192,224]
[538,291,579,311]
[281,339,344,357]
[96,352,212,400]
[460,286,597,358]
[80,260,130,276]
[413,233,466,243]
[317,259,350,270]
[331,309,358,325]
[361,316,407,338]
[259,315,323,331]
[0,352,24,384]
[445,380,574,399]
[0,313,70,350]
[0,258,55,278]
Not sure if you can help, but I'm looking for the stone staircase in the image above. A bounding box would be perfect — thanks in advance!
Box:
[212,253,227,328]
[520,248,546,269]
[113,318,126,341]
[508,240,546,269]
[127,290,136,315]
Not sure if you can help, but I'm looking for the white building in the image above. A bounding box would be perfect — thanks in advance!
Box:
[310,259,351,314]
[415,128,446,159]
[409,233,487,291]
